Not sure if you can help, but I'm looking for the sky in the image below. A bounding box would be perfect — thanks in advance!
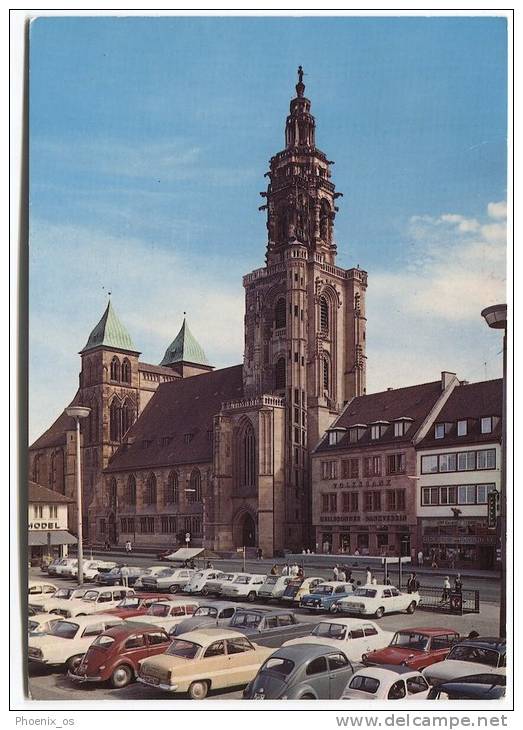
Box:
[28,15,508,443]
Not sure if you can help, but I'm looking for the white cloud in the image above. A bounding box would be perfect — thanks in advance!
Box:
[487,200,507,220]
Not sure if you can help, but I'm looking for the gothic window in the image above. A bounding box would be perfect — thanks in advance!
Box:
[109,399,121,442]
[127,474,136,505]
[242,423,256,490]
[110,356,120,382]
[354,292,361,313]
[121,398,134,437]
[166,471,179,504]
[32,453,42,484]
[145,473,157,505]
[50,449,65,494]
[109,478,117,509]
[275,357,286,391]
[274,298,286,329]
[322,356,330,395]
[320,296,329,332]
[188,469,202,503]
[88,400,99,444]
[121,358,131,384]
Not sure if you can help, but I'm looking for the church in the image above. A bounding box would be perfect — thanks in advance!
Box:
[28,69,368,557]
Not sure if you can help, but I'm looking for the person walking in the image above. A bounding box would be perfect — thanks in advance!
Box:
[297,565,304,579]
[333,564,340,581]
[454,573,463,593]
[282,563,289,576]
[125,540,132,554]
[406,572,420,594]
[441,576,451,603]
[365,567,372,585]
[270,564,278,576]
[338,567,346,582]
[343,566,352,583]
[256,547,263,561]
[371,577,378,585]
[417,549,424,567]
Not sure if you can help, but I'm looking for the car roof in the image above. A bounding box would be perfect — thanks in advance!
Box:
[271,643,348,661]
[396,627,459,635]
[28,580,57,587]
[177,628,250,643]
[102,622,170,638]
[455,637,505,650]
[59,614,124,626]
[197,602,243,610]
[29,612,61,622]
[236,608,292,617]
[314,581,350,588]
[353,665,420,679]
[151,599,199,607]
[317,617,376,627]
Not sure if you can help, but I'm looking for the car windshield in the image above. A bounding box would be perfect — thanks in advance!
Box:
[448,646,501,666]
[53,588,74,599]
[49,621,79,639]
[82,591,100,602]
[234,576,251,584]
[165,639,200,659]
[28,620,40,632]
[353,589,377,598]
[231,613,261,628]
[391,632,430,651]
[117,597,140,608]
[261,657,295,677]
[157,569,174,577]
[92,635,115,649]
[222,574,235,581]
[108,568,121,575]
[313,585,333,595]
[348,675,380,694]
[264,577,278,585]
[312,622,347,640]
[148,603,170,617]
[193,607,218,618]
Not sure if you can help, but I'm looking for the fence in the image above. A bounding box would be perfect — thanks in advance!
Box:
[418,587,480,615]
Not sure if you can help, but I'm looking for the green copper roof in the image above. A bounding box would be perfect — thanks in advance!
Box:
[160,318,209,367]
[81,300,137,353]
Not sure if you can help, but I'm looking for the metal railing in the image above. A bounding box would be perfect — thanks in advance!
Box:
[418,587,480,615]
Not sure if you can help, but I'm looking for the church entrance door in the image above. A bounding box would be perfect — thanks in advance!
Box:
[234,511,256,548]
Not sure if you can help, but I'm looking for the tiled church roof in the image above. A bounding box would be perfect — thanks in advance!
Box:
[29,480,74,503]
[160,318,210,367]
[105,364,243,472]
[29,392,81,450]
[81,300,138,354]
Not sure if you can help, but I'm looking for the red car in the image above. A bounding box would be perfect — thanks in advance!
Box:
[70,623,172,688]
[362,628,460,671]
[103,593,171,619]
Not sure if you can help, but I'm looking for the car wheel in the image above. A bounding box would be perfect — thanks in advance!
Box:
[110,664,133,688]
[301,693,315,699]
[169,585,180,594]
[188,680,209,700]
[66,655,83,673]
[374,607,385,619]
[406,601,417,614]
[247,591,256,603]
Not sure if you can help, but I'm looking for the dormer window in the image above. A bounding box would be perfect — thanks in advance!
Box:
[481,417,493,434]
[370,421,389,440]
[435,423,445,439]
[457,420,467,437]
[349,424,366,443]
[393,419,412,437]
[327,428,346,446]
[371,425,380,440]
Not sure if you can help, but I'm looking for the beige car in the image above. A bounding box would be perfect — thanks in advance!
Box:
[138,628,273,699]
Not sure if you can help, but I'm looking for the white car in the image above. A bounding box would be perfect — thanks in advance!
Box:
[29,586,88,614]
[201,572,241,596]
[183,569,227,595]
[136,600,200,632]
[140,568,194,593]
[53,558,78,577]
[258,575,293,600]
[70,560,117,581]
[342,666,431,700]
[333,585,420,619]
[134,566,169,590]
[28,613,62,636]
[422,640,506,686]
[282,618,393,662]
[28,580,57,597]
[48,586,135,618]
[221,574,266,602]
[28,614,123,672]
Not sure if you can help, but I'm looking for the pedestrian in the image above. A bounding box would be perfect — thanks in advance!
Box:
[292,562,300,576]
[365,567,372,585]
[417,549,424,567]
[338,567,346,582]
[282,563,289,576]
[302,549,306,555]
[206,561,214,569]
[333,564,339,581]
[371,577,377,585]
[406,572,420,594]
[344,566,352,582]
[441,576,451,603]
[121,564,129,588]
[297,565,304,579]
[454,573,463,593]
[270,564,278,576]
[104,539,111,551]
[306,548,311,554]
[125,540,132,553]
[385,576,392,586]
[257,547,263,560]
[354,548,360,557]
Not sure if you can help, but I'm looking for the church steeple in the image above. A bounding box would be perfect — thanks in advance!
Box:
[285,65,316,149]
[160,317,214,377]
[81,300,138,354]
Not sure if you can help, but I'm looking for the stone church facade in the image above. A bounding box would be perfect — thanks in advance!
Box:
[29,69,367,556]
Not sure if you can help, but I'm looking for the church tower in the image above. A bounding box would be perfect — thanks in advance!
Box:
[242,68,368,548]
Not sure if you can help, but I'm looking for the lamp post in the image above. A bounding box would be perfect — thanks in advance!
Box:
[481,303,507,638]
[65,406,91,585]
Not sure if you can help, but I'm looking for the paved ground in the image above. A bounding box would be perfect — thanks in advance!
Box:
[28,569,501,702]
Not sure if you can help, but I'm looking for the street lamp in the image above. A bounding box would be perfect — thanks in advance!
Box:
[481,303,507,639]
[65,406,91,585]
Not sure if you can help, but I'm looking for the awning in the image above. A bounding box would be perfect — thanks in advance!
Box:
[28,530,78,547]
[165,547,204,561]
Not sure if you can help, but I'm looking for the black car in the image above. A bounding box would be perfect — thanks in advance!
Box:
[228,609,310,648]
[427,673,506,700]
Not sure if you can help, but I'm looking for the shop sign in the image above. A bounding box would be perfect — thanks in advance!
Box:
[29,522,60,530]
[422,534,496,545]
[365,514,408,523]
[332,479,392,489]
[320,515,361,523]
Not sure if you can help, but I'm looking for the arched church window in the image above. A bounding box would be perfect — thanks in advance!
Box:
[275,357,286,391]
[166,472,179,504]
[188,469,202,503]
[32,453,42,484]
[121,358,131,384]
[274,298,286,329]
[242,423,256,490]
[127,475,136,505]
[109,399,121,442]
[145,473,157,505]
[322,356,330,395]
[90,400,99,443]
[109,478,117,509]
[110,356,120,382]
[121,398,134,437]
[320,296,329,332]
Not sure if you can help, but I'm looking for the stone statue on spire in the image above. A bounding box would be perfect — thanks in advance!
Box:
[296,65,305,97]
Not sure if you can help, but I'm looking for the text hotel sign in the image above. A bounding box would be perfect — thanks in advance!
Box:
[28,522,60,530]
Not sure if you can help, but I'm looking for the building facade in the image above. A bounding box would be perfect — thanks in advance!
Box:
[28,481,76,563]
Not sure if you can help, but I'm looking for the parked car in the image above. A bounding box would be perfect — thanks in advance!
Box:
[28,613,62,636]
[363,628,460,671]
[140,567,194,593]
[258,575,293,601]
[221,574,267,602]
[201,572,240,596]
[427,674,506,700]
[28,580,57,597]
[53,558,78,578]
[69,623,172,688]
[29,586,88,614]
[333,585,420,619]
[183,569,227,595]
[300,582,354,612]
[70,560,117,581]
[283,618,393,662]
[28,614,123,672]
[138,628,273,699]
[281,576,324,605]
[341,666,431,700]
[226,609,310,648]
[102,593,172,619]
[171,602,242,636]
[61,559,78,578]
[243,644,359,699]
[95,566,146,586]
[423,638,506,686]
[134,566,169,590]
[48,587,136,618]
[135,600,199,632]
[46,559,64,576]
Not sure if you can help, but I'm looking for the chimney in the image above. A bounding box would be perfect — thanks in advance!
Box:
[441,371,457,391]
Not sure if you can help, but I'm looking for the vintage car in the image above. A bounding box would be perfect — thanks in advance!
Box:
[183,569,227,595]
[69,623,172,688]
[134,566,170,590]
[28,614,123,672]
[134,600,199,631]
[243,644,359,700]
[258,575,293,600]
[138,628,273,699]
[341,666,431,700]
[53,558,79,578]
[140,567,194,593]
[363,628,460,671]
[422,637,506,686]
[201,572,240,597]
[221,574,267,602]
[46,558,64,576]
[28,612,62,636]
[95,566,147,586]
[48,586,136,618]
[427,673,506,700]
[29,586,88,614]
[283,618,393,661]
[171,602,242,636]
[226,609,310,648]
[333,585,420,618]
[70,560,117,581]
[299,582,354,612]
[281,576,324,605]
[102,593,172,619]
[28,580,57,597]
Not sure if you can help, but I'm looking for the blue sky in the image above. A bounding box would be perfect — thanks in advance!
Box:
[29,16,507,443]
